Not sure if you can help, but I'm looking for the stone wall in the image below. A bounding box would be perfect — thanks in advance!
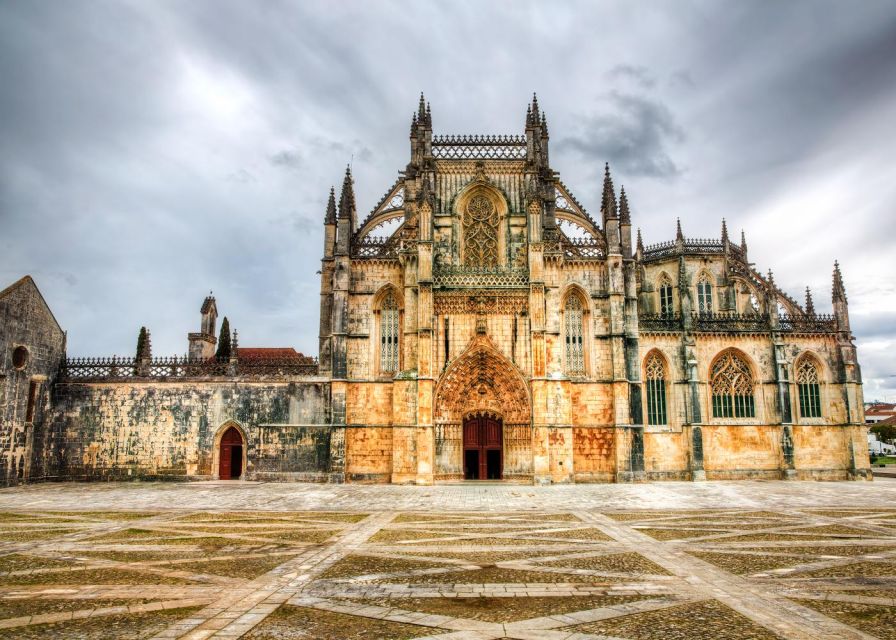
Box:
[42,380,333,481]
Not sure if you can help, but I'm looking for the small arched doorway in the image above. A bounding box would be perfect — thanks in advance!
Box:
[218,426,244,480]
[463,413,503,480]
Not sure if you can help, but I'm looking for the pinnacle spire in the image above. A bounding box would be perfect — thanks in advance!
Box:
[740,229,748,254]
[527,93,541,127]
[675,218,683,242]
[619,186,631,224]
[805,286,815,315]
[324,186,336,224]
[636,227,644,253]
[600,163,617,220]
[418,92,426,119]
[337,165,355,222]
[767,269,776,288]
[540,111,548,136]
[721,218,729,243]
[832,260,847,302]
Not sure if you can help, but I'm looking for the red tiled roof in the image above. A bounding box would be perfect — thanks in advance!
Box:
[877,415,896,426]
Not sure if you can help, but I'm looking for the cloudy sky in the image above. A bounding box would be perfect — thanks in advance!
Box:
[1,0,895,399]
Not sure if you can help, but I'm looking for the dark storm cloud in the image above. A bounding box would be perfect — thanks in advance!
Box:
[558,92,685,178]
[0,0,894,396]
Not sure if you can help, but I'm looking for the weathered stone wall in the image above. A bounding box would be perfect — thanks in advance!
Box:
[43,380,332,481]
[0,277,66,485]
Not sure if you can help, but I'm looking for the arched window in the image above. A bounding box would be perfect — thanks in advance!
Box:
[797,357,822,418]
[463,194,499,268]
[380,292,400,373]
[697,273,713,314]
[658,275,673,316]
[645,353,667,425]
[711,351,755,418]
[564,294,585,375]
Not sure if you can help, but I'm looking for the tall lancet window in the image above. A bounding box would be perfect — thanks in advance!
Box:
[380,293,400,373]
[697,273,714,314]
[564,295,585,375]
[645,353,668,425]
[463,194,499,268]
[658,275,674,316]
[711,351,755,418]
[797,357,822,418]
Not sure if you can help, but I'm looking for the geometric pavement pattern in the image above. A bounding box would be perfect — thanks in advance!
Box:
[0,508,895,639]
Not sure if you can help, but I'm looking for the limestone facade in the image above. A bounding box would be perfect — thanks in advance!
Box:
[0,96,870,485]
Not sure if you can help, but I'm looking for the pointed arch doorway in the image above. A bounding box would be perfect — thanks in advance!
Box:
[463,413,503,480]
[218,426,244,480]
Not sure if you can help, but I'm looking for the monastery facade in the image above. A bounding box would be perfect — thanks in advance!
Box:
[0,96,870,485]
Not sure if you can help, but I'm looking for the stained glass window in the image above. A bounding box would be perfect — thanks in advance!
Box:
[565,295,585,375]
[645,353,667,425]
[659,275,674,316]
[380,293,400,373]
[697,273,713,314]
[711,351,755,418]
[797,357,822,418]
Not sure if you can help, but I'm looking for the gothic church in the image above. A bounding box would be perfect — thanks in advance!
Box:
[0,96,870,485]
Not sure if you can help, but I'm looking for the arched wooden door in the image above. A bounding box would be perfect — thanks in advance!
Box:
[463,414,502,480]
[218,426,244,480]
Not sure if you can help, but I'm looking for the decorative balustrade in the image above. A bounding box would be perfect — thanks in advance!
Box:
[777,313,837,333]
[353,235,400,259]
[693,311,769,332]
[638,313,682,332]
[433,265,529,289]
[642,238,740,261]
[431,134,528,160]
[60,354,319,382]
[561,236,605,259]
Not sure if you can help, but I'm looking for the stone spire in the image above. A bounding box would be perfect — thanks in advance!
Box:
[832,260,847,304]
[740,229,748,256]
[767,269,776,289]
[619,186,631,224]
[636,228,644,253]
[526,93,541,126]
[675,218,684,242]
[338,166,355,224]
[805,287,815,315]
[600,163,618,221]
[721,218,729,244]
[324,186,337,225]
[540,111,548,137]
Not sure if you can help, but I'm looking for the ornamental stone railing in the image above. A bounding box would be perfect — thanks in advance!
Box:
[692,311,769,332]
[638,311,838,334]
[777,313,838,333]
[642,238,745,262]
[638,313,682,332]
[433,265,529,289]
[431,134,528,160]
[60,355,319,382]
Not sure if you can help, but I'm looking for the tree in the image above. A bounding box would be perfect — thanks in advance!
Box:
[215,317,231,360]
[872,423,896,445]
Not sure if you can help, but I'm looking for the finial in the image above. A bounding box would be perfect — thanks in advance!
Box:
[425,102,432,126]
[721,218,729,243]
[532,92,540,119]
[231,328,239,351]
[540,111,548,136]
[636,227,644,253]
[324,186,337,224]
[338,165,355,221]
[832,260,847,303]
[601,163,617,220]
[619,186,631,224]
[410,111,417,135]
[740,229,747,254]
[805,286,815,315]
[767,269,776,287]
[418,92,426,118]
[675,218,683,241]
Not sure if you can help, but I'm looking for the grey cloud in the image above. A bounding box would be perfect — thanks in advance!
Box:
[558,92,685,178]
[607,64,656,89]
[270,149,303,170]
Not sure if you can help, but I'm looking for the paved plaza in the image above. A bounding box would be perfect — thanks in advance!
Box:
[0,481,895,639]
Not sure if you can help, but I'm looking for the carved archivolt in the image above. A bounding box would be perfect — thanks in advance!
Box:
[435,334,530,424]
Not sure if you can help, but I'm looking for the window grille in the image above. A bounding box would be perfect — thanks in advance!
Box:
[380,293,400,373]
[711,351,755,418]
[463,194,499,268]
[564,295,585,375]
[645,354,667,425]
[697,273,713,314]
[797,358,822,418]
[659,277,674,316]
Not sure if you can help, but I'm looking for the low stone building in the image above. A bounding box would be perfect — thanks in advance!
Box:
[1,96,871,485]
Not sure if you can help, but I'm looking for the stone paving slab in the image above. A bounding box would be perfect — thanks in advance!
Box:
[2,482,896,639]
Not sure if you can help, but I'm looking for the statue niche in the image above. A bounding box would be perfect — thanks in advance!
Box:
[463,194,499,268]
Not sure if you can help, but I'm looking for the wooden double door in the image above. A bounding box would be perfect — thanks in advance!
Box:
[463,415,503,480]
[218,426,244,480]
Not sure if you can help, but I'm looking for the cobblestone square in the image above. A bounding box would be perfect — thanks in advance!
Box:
[1,480,895,639]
